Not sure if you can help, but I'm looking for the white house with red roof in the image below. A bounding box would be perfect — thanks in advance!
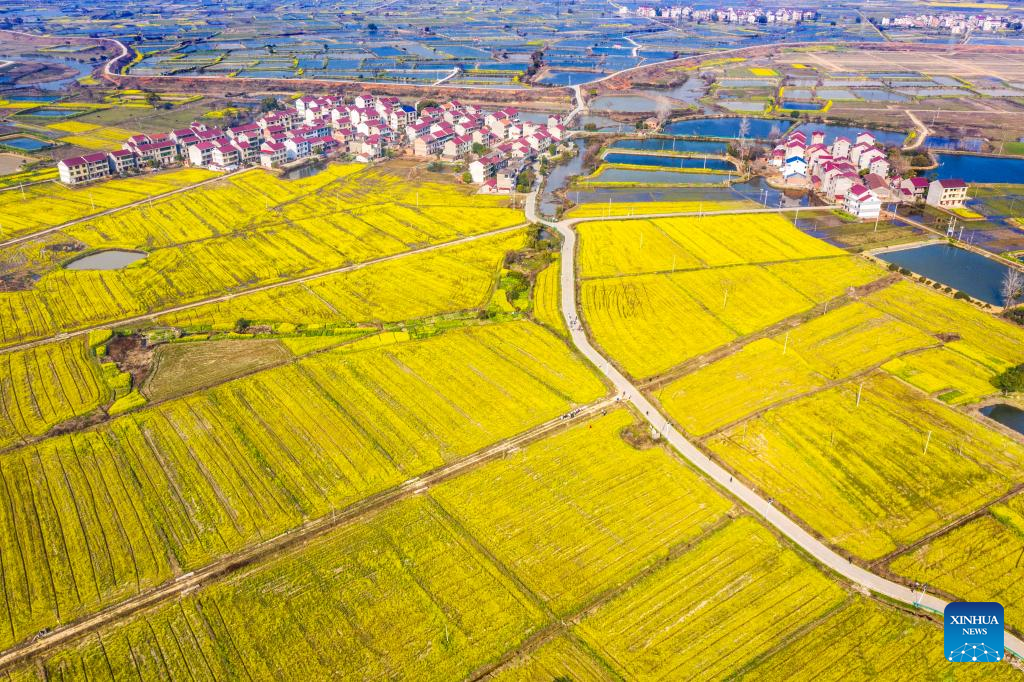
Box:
[843,183,882,219]
[57,153,111,185]
[927,179,969,208]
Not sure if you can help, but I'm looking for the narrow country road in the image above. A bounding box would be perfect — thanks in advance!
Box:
[524,191,1024,661]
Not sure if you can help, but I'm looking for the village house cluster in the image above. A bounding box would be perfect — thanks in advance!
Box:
[877,12,1024,34]
[768,129,967,219]
[624,6,814,23]
[56,92,566,193]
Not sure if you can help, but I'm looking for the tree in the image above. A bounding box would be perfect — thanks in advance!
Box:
[260,96,281,112]
[145,91,161,107]
[1002,268,1024,308]
[368,22,378,32]
[471,142,488,155]
[461,171,472,183]
[992,363,1024,394]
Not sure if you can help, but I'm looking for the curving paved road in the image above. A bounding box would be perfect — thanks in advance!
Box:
[524,191,1024,662]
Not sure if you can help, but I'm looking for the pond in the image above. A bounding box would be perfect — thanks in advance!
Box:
[540,139,584,217]
[603,152,736,171]
[66,250,147,271]
[15,107,85,119]
[980,404,1024,435]
[875,243,1011,305]
[933,153,1024,184]
[780,101,823,111]
[589,95,657,113]
[662,117,787,140]
[788,123,907,147]
[538,70,603,86]
[610,138,728,155]
[588,167,732,185]
[568,176,806,208]
[925,136,984,152]
[0,136,51,151]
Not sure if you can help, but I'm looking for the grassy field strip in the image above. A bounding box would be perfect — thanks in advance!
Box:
[0,223,525,356]
[0,168,224,247]
[0,393,615,673]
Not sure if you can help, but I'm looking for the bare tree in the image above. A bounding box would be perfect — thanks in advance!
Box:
[1002,268,1024,308]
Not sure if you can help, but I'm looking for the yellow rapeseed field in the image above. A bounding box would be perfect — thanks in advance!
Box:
[0,168,216,238]
[706,374,1024,560]
[0,321,603,651]
[577,517,846,680]
[531,258,568,337]
[0,165,523,348]
[433,410,732,615]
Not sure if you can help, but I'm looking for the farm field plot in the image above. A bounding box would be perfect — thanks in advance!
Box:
[432,410,732,615]
[0,338,108,450]
[577,213,843,278]
[30,497,545,681]
[46,121,140,151]
[581,274,736,378]
[706,374,1024,560]
[882,347,1004,405]
[576,517,847,681]
[781,302,937,379]
[741,598,1016,681]
[487,635,616,682]
[142,339,291,402]
[889,495,1024,630]
[0,321,602,652]
[582,258,880,380]
[531,258,567,337]
[865,280,1024,366]
[159,230,522,330]
[0,166,522,348]
[656,338,825,436]
[0,168,216,238]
